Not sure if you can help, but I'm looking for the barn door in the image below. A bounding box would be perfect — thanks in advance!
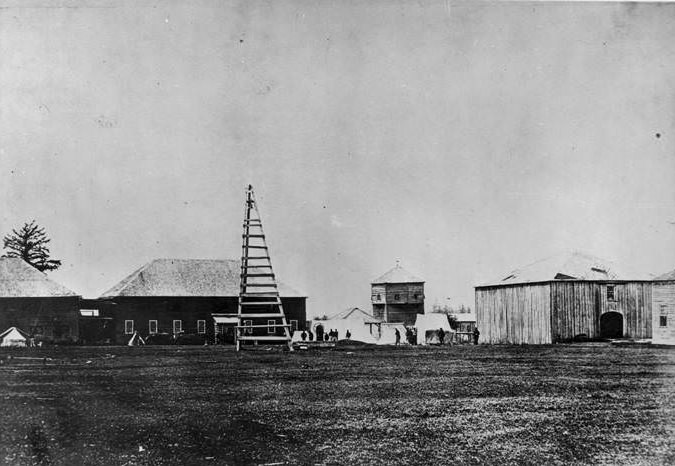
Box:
[600,312,623,339]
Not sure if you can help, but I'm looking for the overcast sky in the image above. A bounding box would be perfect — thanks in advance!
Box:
[1,0,674,317]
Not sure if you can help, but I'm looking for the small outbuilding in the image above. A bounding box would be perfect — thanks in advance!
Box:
[475,252,652,344]
[0,326,30,347]
[652,268,675,345]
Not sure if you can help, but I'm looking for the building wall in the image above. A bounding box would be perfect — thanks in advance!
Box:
[0,297,80,343]
[371,283,424,325]
[652,281,675,345]
[475,284,552,344]
[550,282,652,341]
[97,296,306,344]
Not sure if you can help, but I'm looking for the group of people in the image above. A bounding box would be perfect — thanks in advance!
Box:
[299,326,481,345]
[300,328,350,342]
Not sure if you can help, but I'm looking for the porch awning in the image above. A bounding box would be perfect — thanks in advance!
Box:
[213,316,238,324]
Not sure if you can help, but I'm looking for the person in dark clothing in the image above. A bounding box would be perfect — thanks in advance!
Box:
[438,328,446,345]
[301,331,307,341]
[346,330,351,340]
[473,327,480,345]
[324,332,329,342]
[308,330,313,341]
[395,328,401,346]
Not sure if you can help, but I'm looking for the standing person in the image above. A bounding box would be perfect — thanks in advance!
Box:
[438,328,445,346]
[301,331,307,341]
[473,327,480,345]
[395,328,401,346]
[308,330,314,341]
[334,329,339,341]
[346,330,351,340]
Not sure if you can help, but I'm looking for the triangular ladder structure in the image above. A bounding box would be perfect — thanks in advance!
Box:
[236,185,294,351]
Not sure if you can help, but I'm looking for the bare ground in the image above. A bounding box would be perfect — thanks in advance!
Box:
[0,343,674,465]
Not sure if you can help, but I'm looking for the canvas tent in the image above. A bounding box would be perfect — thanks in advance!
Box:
[414,314,454,345]
[311,308,390,344]
[0,326,30,347]
[310,308,412,345]
[127,331,145,346]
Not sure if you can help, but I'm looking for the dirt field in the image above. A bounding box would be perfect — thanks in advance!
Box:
[0,343,673,466]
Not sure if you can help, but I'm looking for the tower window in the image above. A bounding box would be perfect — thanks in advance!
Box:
[660,316,668,327]
[607,285,615,301]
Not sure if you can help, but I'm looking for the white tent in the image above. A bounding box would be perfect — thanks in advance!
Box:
[414,314,455,345]
[310,308,413,345]
[0,327,30,347]
[311,308,385,344]
[127,331,145,346]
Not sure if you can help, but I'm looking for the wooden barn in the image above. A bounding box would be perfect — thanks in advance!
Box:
[95,258,306,345]
[652,268,675,345]
[0,257,81,343]
[371,262,424,326]
[475,252,652,344]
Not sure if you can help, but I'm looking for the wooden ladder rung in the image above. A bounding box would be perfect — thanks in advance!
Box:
[241,292,279,296]
[243,234,265,238]
[238,313,287,318]
[244,245,268,249]
[237,336,292,341]
[236,324,290,329]
[241,273,275,278]
[240,302,280,306]
[243,283,277,288]
[243,256,270,260]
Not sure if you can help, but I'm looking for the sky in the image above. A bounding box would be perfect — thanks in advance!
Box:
[1,0,674,317]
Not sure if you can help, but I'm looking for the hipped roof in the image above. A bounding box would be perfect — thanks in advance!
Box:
[372,264,423,284]
[328,307,383,323]
[100,258,305,298]
[0,257,78,298]
[478,251,645,287]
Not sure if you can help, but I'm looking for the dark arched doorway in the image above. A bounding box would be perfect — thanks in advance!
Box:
[600,312,623,339]
[315,324,324,342]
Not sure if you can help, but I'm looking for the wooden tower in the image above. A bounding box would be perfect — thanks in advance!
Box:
[236,185,293,351]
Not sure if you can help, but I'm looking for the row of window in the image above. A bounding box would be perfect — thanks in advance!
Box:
[124,319,299,334]
[125,319,201,335]
[373,293,423,301]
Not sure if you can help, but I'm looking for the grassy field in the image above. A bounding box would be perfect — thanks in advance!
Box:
[0,344,674,466]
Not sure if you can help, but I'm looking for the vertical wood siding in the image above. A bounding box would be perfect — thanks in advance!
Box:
[477,281,652,344]
[475,284,551,344]
[549,282,651,341]
[652,282,675,345]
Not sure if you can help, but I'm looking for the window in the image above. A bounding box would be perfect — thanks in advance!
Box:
[149,320,158,334]
[268,320,276,334]
[290,320,298,332]
[376,294,381,301]
[660,316,668,327]
[125,320,134,334]
[606,285,615,301]
[394,294,400,301]
[173,320,182,334]
[244,320,253,335]
[413,294,419,300]
[197,320,206,334]
[80,309,99,317]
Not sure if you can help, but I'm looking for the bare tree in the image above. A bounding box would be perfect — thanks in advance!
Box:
[2,220,62,272]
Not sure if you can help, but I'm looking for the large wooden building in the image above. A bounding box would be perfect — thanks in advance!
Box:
[371,263,424,326]
[0,257,81,343]
[475,252,652,344]
[652,268,675,345]
[93,258,306,345]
